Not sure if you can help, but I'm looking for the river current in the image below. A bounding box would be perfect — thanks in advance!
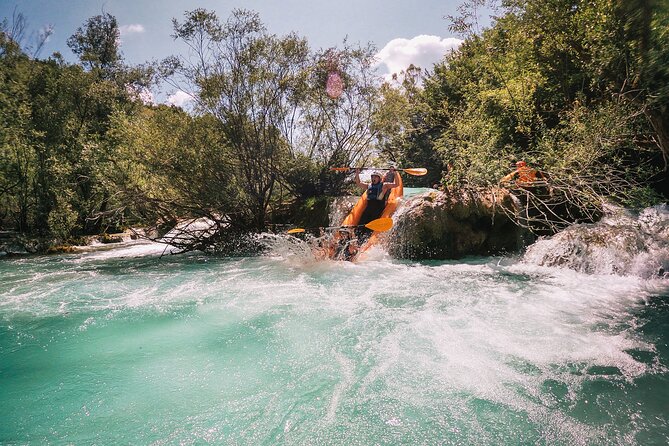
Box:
[1,237,668,444]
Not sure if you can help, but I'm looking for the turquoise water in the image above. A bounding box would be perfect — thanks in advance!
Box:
[1,241,668,445]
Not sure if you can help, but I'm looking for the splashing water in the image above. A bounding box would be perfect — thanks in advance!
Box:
[1,235,668,444]
[524,205,669,278]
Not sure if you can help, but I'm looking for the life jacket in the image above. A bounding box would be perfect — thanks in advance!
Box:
[366,182,386,201]
[516,167,538,186]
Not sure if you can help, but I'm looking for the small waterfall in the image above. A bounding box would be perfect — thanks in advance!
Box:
[523,204,669,278]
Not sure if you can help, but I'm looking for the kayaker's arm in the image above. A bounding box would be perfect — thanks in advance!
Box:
[500,170,517,184]
[382,167,399,192]
[354,168,368,191]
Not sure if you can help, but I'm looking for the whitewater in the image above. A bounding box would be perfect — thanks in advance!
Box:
[1,212,668,444]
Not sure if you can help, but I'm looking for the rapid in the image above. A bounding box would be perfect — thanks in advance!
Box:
[1,207,668,444]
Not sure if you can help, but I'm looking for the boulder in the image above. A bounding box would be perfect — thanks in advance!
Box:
[386,188,534,259]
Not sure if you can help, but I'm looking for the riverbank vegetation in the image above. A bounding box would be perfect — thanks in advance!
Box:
[1,0,668,252]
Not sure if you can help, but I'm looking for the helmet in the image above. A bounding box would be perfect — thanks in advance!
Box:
[516,161,527,167]
[370,171,383,180]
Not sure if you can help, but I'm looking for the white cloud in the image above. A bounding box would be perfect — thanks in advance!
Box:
[375,35,463,78]
[119,24,145,36]
[167,90,193,108]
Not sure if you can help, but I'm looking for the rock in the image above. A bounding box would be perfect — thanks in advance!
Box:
[0,234,48,256]
[0,242,28,256]
[387,188,534,260]
[0,228,150,256]
[98,233,124,244]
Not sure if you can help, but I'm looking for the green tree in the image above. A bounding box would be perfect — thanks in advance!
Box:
[0,12,155,241]
[374,65,445,187]
[166,9,311,229]
[67,13,121,75]
[108,105,245,251]
[296,45,383,194]
[0,27,34,232]
[166,9,384,230]
[387,0,668,232]
[499,0,669,222]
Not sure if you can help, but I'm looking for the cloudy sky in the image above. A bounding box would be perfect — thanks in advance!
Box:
[1,0,491,105]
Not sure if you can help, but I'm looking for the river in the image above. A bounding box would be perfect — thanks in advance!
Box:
[1,235,668,444]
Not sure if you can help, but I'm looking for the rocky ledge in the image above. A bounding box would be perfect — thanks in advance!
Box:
[385,188,535,260]
[0,229,148,257]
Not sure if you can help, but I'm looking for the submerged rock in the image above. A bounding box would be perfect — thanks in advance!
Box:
[523,205,669,278]
[386,188,534,259]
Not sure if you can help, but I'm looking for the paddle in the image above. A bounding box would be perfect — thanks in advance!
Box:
[330,167,428,176]
[286,217,393,234]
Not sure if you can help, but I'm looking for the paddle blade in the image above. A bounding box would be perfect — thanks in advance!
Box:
[286,228,306,234]
[329,167,351,172]
[403,168,428,176]
[364,217,393,232]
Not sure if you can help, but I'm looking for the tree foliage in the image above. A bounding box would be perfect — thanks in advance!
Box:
[386,0,669,232]
[1,8,387,249]
[0,13,152,240]
[163,9,383,231]
[67,13,121,74]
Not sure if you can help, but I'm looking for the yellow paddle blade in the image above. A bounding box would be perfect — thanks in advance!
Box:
[286,228,306,234]
[402,167,428,176]
[329,167,351,172]
[364,217,393,232]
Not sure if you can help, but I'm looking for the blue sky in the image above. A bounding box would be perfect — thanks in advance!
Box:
[1,0,491,103]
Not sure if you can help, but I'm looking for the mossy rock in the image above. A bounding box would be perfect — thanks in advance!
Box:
[388,188,535,260]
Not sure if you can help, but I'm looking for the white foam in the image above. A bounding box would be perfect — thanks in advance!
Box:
[75,240,174,260]
[524,204,669,278]
[1,238,667,442]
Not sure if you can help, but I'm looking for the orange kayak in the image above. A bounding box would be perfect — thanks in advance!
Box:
[335,172,403,259]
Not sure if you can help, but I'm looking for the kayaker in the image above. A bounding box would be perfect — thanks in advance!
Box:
[354,167,398,243]
[500,161,547,188]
